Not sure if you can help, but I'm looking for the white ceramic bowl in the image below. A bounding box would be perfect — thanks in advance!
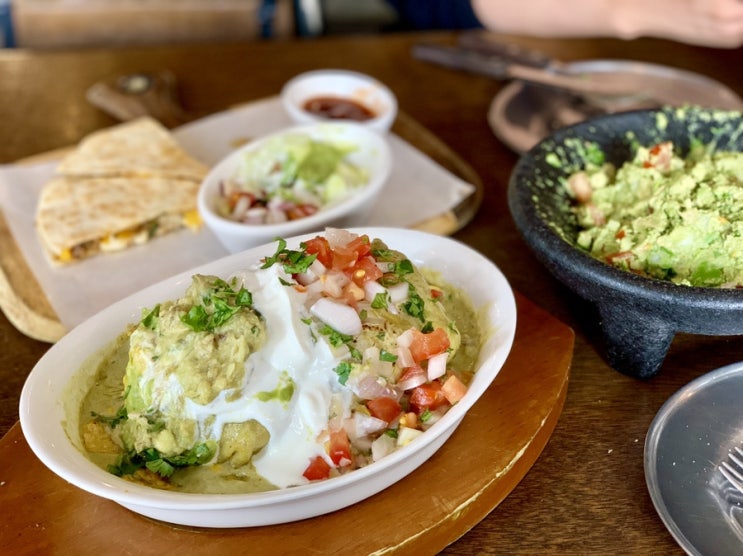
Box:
[19,227,517,528]
[281,69,398,134]
[198,122,392,254]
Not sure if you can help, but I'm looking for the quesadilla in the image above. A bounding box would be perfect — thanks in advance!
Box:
[37,175,202,264]
[54,117,208,181]
[36,117,207,265]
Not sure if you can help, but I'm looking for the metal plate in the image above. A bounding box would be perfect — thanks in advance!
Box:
[645,362,743,555]
[489,59,743,153]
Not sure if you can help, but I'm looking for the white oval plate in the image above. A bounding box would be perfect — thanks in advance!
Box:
[19,227,517,528]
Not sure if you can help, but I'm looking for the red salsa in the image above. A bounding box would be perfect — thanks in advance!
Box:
[302,96,376,122]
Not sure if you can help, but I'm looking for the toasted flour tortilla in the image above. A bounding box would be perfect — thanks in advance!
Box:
[36,175,201,264]
[54,117,208,181]
[35,117,208,265]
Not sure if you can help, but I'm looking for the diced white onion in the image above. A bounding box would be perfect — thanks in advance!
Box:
[420,407,447,430]
[396,346,415,369]
[232,196,251,219]
[363,280,386,302]
[427,352,448,381]
[371,434,396,462]
[396,328,415,348]
[350,374,397,400]
[387,282,409,304]
[296,258,327,285]
[320,272,349,298]
[325,228,357,248]
[349,412,387,439]
[396,367,427,391]
[396,427,424,447]
[309,258,327,276]
[310,297,362,335]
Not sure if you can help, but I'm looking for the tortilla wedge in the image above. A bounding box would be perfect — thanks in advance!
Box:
[36,117,207,265]
[36,175,202,265]
[54,117,208,181]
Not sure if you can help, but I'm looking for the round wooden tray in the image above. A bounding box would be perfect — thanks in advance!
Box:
[0,292,572,554]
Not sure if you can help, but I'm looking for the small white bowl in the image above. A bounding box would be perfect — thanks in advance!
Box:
[198,121,392,253]
[281,69,398,134]
[19,228,517,528]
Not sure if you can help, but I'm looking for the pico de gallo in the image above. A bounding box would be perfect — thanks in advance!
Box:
[262,229,479,482]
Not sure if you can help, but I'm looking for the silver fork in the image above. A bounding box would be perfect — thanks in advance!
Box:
[720,447,743,493]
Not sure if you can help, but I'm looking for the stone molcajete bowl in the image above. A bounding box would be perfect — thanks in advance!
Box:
[508,106,743,379]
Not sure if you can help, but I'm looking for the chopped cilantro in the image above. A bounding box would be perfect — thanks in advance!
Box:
[181,304,210,331]
[109,442,215,478]
[235,287,253,307]
[141,304,160,329]
[421,321,434,334]
[261,238,317,274]
[392,259,414,276]
[334,361,353,385]
[402,290,426,322]
[318,324,353,348]
[379,349,397,362]
[371,292,388,309]
[371,248,396,261]
[180,278,254,332]
[91,406,128,428]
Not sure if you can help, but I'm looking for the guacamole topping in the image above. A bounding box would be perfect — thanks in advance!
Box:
[570,141,743,287]
[79,230,482,494]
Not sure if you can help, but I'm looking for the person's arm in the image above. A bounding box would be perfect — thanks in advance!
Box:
[471,0,743,48]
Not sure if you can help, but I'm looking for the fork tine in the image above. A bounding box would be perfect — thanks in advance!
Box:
[720,462,743,493]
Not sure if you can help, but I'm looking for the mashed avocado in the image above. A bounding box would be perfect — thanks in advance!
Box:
[572,141,743,287]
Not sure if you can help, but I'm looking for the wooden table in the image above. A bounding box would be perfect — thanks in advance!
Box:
[1,31,742,554]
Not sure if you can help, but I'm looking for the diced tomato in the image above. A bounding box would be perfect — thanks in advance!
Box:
[409,380,449,413]
[227,190,256,211]
[397,365,428,391]
[430,288,443,299]
[605,251,634,264]
[348,255,384,286]
[642,141,673,170]
[328,429,352,466]
[286,203,319,221]
[303,455,331,481]
[367,397,403,423]
[304,236,333,268]
[347,234,372,258]
[328,234,372,270]
[329,243,359,270]
[441,374,468,404]
[408,327,450,363]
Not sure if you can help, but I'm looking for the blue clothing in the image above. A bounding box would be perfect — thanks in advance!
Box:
[386,0,484,30]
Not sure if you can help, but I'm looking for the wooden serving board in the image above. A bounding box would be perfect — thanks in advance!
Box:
[0,292,573,555]
[0,110,483,344]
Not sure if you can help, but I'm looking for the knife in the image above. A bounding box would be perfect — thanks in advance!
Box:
[410,42,651,100]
